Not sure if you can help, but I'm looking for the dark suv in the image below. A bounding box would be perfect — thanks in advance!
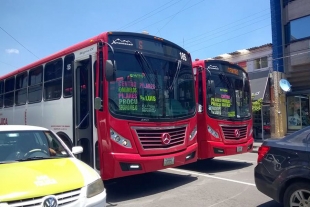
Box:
[254,126,310,207]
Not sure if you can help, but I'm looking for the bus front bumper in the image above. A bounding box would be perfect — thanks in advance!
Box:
[104,143,198,180]
[198,138,254,159]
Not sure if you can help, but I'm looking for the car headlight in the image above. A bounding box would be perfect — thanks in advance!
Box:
[110,128,132,148]
[207,125,219,138]
[189,125,197,141]
[86,179,104,198]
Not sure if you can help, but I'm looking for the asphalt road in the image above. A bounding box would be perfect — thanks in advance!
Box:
[104,153,283,207]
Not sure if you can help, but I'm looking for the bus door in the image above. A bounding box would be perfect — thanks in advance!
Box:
[73,54,96,167]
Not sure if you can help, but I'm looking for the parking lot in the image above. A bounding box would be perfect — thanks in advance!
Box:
[105,153,283,207]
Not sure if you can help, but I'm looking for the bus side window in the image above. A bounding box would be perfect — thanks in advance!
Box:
[4,77,15,108]
[44,59,63,101]
[63,54,75,98]
[28,66,43,104]
[0,80,4,108]
[198,73,203,112]
[15,72,28,106]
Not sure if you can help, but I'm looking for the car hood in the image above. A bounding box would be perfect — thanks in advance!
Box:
[0,158,99,202]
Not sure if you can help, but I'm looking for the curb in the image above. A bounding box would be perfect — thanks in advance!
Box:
[251,148,258,153]
[251,141,262,153]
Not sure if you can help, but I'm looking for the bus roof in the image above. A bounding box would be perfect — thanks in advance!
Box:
[192,59,247,73]
[1,31,187,80]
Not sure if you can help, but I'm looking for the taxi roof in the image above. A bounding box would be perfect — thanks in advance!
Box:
[0,125,49,132]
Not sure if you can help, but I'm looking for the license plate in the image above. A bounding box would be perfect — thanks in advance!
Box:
[237,146,243,152]
[164,157,175,166]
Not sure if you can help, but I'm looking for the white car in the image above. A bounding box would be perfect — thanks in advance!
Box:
[0,125,106,207]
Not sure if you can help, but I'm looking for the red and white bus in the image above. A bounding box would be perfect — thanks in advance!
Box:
[192,59,254,160]
[0,31,198,180]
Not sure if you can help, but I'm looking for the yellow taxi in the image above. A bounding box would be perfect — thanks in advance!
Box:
[0,125,106,207]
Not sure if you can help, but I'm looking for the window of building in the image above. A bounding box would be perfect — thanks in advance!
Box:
[237,61,247,71]
[28,66,43,103]
[15,72,28,105]
[4,77,15,107]
[286,15,310,43]
[0,81,3,108]
[44,59,63,101]
[283,0,296,7]
[254,57,268,69]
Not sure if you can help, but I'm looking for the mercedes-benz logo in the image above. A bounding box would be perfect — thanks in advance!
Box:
[42,196,58,207]
[234,129,240,138]
[161,133,171,145]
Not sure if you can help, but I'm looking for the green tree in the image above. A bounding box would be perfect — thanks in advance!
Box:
[252,98,263,112]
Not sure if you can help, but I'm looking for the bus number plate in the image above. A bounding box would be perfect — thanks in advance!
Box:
[237,146,243,152]
[164,157,174,166]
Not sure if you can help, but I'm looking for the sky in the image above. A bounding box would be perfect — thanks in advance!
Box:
[0,0,271,76]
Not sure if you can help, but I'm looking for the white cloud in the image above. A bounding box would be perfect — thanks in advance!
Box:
[5,49,19,54]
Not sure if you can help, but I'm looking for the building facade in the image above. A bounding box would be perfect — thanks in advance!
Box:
[210,44,273,140]
[271,0,310,137]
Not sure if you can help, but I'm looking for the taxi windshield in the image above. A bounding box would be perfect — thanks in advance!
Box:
[0,130,70,163]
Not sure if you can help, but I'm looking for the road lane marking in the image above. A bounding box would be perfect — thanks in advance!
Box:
[208,186,250,207]
[168,168,256,186]
[215,157,257,164]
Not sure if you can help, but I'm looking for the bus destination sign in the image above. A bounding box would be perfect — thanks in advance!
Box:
[109,35,190,63]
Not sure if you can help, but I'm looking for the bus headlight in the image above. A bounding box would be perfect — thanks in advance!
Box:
[207,125,219,139]
[110,129,132,148]
[189,125,197,141]
[86,179,104,198]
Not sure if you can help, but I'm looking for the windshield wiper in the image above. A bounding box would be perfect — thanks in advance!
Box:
[168,60,182,90]
[135,51,161,118]
[219,73,233,89]
[134,51,159,87]
[15,157,54,162]
[0,160,19,164]
[135,51,153,84]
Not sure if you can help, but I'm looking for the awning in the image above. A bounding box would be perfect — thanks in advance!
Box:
[248,69,270,101]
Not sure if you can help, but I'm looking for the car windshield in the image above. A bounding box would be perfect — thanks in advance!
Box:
[108,51,196,121]
[282,126,310,144]
[0,130,70,163]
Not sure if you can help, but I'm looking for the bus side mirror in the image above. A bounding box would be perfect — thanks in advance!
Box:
[94,97,102,110]
[198,104,203,113]
[105,60,117,82]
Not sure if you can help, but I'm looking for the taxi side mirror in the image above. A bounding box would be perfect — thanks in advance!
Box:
[72,146,83,155]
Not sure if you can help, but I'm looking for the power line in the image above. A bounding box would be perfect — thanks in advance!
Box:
[0,26,40,59]
[117,0,182,31]
[135,0,206,33]
[191,24,271,54]
[0,60,16,68]
[181,8,270,45]
[155,0,191,35]
[185,15,270,49]
[215,38,309,63]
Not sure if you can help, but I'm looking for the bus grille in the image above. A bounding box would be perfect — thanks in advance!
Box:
[135,125,186,149]
[6,188,81,207]
[221,125,247,140]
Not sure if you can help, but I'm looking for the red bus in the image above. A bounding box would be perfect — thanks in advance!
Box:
[192,59,254,159]
[0,31,198,180]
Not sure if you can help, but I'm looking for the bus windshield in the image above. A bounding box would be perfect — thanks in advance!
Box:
[108,51,195,121]
[206,69,251,120]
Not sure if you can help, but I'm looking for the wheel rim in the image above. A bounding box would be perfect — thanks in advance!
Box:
[290,189,310,207]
